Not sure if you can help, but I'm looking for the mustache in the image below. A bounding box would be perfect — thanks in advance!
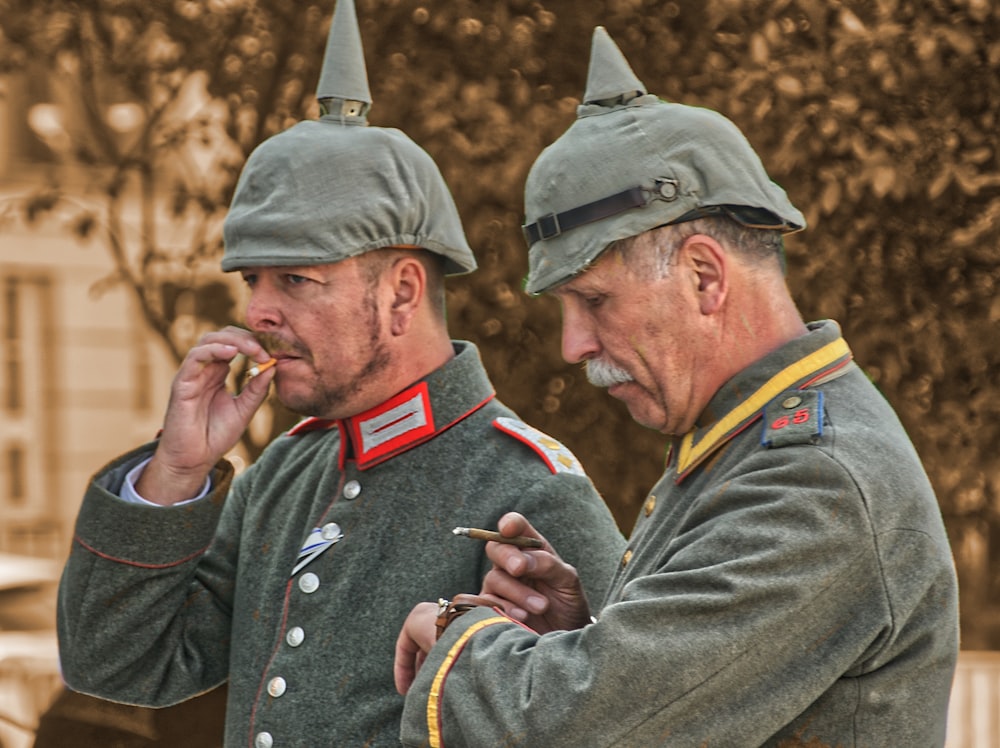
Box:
[253,332,310,359]
[585,358,634,388]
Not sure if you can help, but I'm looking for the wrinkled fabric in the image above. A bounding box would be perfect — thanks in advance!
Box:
[222,120,476,276]
[402,322,959,748]
[58,342,625,747]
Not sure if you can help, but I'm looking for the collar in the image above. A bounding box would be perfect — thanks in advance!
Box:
[671,320,853,483]
[286,341,495,470]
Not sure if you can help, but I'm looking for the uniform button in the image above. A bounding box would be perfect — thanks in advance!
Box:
[321,522,342,540]
[255,732,273,748]
[657,179,679,200]
[343,480,361,499]
[267,676,287,697]
[782,395,802,409]
[299,572,320,593]
[621,549,633,567]
[644,495,656,516]
[286,626,305,647]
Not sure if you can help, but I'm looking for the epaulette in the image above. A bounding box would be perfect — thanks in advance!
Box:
[286,416,338,436]
[760,390,825,448]
[493,417,586,476]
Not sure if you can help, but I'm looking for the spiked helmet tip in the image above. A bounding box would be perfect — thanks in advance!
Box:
[316,0,372,119]
[583,26,647,106]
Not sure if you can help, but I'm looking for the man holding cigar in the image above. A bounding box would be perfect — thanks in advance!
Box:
[54,2,624,747]
[395,26,959,747]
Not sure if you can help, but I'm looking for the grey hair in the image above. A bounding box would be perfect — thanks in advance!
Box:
[607,215,786,279]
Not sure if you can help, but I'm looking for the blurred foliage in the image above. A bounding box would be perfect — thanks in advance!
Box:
[2,0,1000,648]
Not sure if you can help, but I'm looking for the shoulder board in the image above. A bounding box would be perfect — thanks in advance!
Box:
[286,417,338,437]
[760,389,824,448]
[493,417,585,477]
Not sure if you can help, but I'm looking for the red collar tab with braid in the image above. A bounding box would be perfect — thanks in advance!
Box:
[286,381,438,470]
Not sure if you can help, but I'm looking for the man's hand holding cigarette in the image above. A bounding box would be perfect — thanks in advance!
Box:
[136,326,276,505]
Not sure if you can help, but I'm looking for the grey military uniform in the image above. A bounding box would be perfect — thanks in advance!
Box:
[57,341,625,747]
[401,321,959,747]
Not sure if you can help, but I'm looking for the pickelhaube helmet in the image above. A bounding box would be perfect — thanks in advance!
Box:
[221,0,476,275]
[522,26,804,294]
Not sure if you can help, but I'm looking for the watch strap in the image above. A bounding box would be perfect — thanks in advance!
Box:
[435,598,478,640]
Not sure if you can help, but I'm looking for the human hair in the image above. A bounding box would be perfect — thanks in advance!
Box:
[608,215,787,279]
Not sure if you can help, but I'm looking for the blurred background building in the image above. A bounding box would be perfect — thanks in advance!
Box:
[0,69,174,560]
[0,62,180,748]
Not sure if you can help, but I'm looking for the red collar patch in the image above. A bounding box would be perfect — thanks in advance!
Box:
[286,380,493,470]
[344,382,434,468]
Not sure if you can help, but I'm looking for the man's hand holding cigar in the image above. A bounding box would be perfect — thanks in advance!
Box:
[394,512,592,695]
[464,512,592,633]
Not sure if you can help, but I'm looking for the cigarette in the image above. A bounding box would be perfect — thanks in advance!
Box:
[246,358,277,379]
[452,527,544,549]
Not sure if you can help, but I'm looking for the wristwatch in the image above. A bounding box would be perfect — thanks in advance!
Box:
[435,598,478,640]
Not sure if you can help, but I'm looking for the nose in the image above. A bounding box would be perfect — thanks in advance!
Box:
[559,303,600,364]
[244,278,283,332]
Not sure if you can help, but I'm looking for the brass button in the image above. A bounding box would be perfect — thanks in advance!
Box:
[621,549,633,567]
[781,396,802,409]
[644,495,656,516]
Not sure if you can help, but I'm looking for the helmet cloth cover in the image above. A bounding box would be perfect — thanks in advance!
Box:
[522,26,804,294]
[221,0,476,276]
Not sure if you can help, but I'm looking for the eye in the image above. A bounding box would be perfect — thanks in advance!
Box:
[583,294,606,309]
[241,273,257,288]
[285,273,310,285]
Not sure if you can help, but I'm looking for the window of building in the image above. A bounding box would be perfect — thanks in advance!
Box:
[4,276,23,412]
[0,271,54,520]
[5,443,25,504]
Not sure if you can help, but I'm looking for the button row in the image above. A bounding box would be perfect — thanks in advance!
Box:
[255,488,359,747]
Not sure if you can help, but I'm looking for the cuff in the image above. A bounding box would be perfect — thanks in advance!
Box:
[120,457,211,506]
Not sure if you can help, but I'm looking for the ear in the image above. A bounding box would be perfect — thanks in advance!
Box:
[387,255,426,336]
[681,235,727,316]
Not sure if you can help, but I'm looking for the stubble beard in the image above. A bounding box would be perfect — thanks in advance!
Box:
[301,338,392,418]
[277,285,393,418]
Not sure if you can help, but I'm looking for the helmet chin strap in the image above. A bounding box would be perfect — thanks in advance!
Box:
[523,180,681,247]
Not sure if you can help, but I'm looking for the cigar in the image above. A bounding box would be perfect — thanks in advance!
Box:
[246,358,278,379]
[452,527,544,549]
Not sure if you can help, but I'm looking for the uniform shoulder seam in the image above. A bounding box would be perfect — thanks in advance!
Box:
[492,417,585,476]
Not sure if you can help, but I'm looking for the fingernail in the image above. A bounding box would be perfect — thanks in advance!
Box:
[526,595,546,614]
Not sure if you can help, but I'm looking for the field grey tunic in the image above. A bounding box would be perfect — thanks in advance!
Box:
[401,321,959,748]
[57,341,626,747]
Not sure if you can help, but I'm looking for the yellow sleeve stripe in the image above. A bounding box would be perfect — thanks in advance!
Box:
[677,337,852,478]
[427,615,512,748]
